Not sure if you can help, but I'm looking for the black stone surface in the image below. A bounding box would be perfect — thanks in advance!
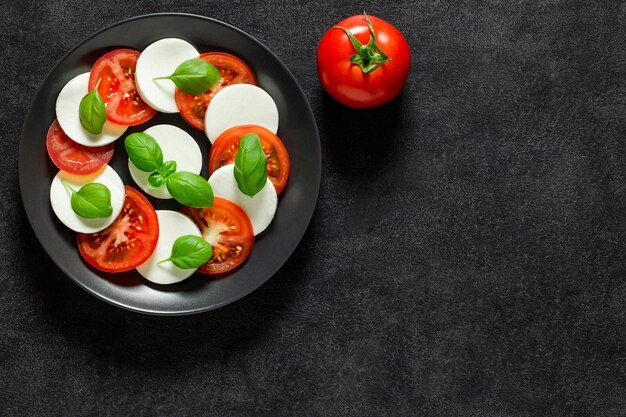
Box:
[2,1,626,416]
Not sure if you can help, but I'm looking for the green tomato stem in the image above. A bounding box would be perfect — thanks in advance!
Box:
[335,12,392,74]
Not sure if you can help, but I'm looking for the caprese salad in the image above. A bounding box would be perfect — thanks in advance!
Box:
[46,37,290,285]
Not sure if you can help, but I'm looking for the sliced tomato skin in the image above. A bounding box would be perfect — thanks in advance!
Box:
[46,119,114,175]
[89,49,157,126]
[77,186,159,273]
[209,125,290,195]
[181,198,254,275]
[175,52,256,131]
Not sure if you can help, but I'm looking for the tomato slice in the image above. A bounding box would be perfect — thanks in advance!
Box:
[77,186,159,273]
[208,125,290,195]
[46,119,114,175]
[89,49,157,126]
[181,198,254,275]
[175,53,256,131]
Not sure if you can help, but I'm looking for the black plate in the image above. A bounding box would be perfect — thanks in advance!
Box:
[18,13,321,315]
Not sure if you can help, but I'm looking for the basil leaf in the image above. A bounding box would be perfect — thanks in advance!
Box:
[63,182,113,219]
[125,132,163,172]
[160,160,177,178]
[147,160,177,189]
[233,133,268,197]
[79,84,106,135]
[165,171,214,208]
[148,171,165,189]
[154,58,220,95]
[157,235,213,269]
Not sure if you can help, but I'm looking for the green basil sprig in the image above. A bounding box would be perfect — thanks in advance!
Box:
[124,133,213,207]
[154,58,221,95]
[157,235,213,269]
[63,182,113,219]
[165,172,214,208]
[234,133,268,197]
[79,82,106,135]
[148,160,177,189]
[148,171,165,189]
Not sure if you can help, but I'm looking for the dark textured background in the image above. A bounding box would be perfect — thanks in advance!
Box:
[2,1,626,416]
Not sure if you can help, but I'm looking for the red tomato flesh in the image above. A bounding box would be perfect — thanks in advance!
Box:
[317,15,411,108]
[89,49,157,125]
[181,198,254,275]
[77,186,159,273]
[209,125,290,195]
[175,52,256,131]
[46,119,114,175]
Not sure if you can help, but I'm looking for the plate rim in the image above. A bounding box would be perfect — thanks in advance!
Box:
[18,12,321,315]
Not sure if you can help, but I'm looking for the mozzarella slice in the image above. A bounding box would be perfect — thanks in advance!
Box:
[49,164,125,233]
[56,73,127,147]
[128,124,203,199]
[208,164,277,235]
[135,38,199,113]
[136,210,201,285]
[204,84,279,143]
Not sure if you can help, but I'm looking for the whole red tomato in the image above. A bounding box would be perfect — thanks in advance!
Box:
[317,14,411,108]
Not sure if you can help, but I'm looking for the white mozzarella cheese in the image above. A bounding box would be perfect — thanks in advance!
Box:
[49,164,125,234]
[135,210,202,285]
[55,72,127,147]
[135,38,199,113]
[208,164,277,236]
[128,124,203,199]
[204,84,279,143]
